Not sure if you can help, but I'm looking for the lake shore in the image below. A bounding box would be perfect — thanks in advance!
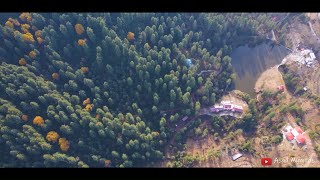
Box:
[231,42,290,96]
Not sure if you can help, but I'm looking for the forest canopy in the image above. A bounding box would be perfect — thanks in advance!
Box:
[0,13,277,167]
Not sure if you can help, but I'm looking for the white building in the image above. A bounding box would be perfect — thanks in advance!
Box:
[295,49,316,67]
[310,52,316,59]
[232,153,243,161]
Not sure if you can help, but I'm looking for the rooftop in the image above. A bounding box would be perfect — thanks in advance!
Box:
[283,125,306,144]
[285,132,294,141]
[296,134,306,144]
[232,153,243,161]
[294,48,316,67]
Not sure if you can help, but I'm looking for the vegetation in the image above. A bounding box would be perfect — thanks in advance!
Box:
[239,140,255,154]
[281,65,305,95]
[238,92,258,133]
[310,124,320,158]
[316,144,320,156]
[0,13,280,167]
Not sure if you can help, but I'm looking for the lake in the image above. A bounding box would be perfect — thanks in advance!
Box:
[231,42,290,96]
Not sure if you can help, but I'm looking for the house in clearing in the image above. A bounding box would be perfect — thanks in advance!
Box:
[233,104,243,113]
[210,105,224,112]
[283,124,306,144]
[221,101,233,110]
[210,101,244,115]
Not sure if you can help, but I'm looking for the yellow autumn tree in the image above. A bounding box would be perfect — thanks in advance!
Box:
[78,39,86,46]
[80,67,89,73]
[22,33,35,43]
[21,24,30,29]
[19,13,32,23]
[85,104,92,111]
[21,24,31,33]
[59,138,70,152]
[52,73,60,80]
[27,16,32,23]
[19,13,27,21]
[33,116,44,126]
[46,131,60,143]
[104,160,111,167]
[127,32,135,41]
[21,115,28,121]
[82,98,90,105]
[19,58,27,66]
[37,37,43,44]
[35,30,42,38]
[75,24,85,35]
[5,21,14,28]
[29,50,37,59]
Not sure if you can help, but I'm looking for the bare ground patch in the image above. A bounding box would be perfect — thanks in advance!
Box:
[255,66,284,93]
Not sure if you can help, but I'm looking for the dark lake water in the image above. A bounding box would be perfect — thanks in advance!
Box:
[231,42,290,96]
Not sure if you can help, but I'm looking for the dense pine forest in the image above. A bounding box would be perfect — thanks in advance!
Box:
[0,13,279,167]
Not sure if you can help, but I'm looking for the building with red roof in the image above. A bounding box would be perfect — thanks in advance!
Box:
[296,134,306,144]
[285,132,294,141]
[283,124,306,145]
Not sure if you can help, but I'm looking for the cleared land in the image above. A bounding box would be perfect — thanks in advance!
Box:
[255,66,284,93]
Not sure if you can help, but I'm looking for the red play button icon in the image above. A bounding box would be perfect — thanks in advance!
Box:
[261,158,272,166]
